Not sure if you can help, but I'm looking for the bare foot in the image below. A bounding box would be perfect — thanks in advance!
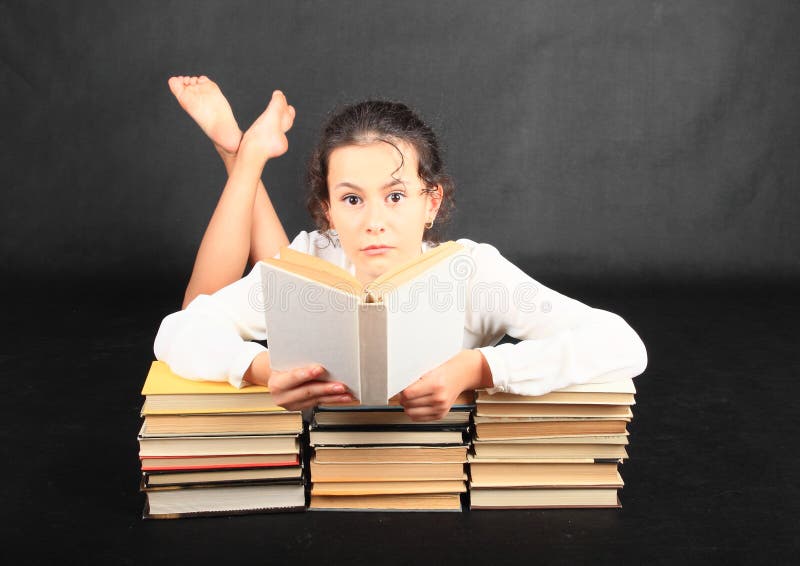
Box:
[167,75,243,155]
[239,90,296,162]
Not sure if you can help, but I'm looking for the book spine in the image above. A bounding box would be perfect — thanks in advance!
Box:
[358,303,388,405]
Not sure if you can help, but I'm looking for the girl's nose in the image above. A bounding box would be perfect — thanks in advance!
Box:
[365,202,386,233]
[367,221,385,233]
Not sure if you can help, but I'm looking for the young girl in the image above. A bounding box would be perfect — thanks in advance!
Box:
[154,76,648,421]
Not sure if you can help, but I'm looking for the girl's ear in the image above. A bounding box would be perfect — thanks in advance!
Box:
[324,203,335,230]
[427,184,443,220]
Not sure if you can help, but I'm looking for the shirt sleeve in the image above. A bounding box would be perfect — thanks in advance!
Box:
[463,241,648,396]
[152,231,317,388]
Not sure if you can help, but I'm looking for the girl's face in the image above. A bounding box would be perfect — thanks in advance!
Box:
[326,140,441,285]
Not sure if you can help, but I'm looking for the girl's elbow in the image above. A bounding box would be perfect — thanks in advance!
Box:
[601,310,648,379]
[615,313,648,378]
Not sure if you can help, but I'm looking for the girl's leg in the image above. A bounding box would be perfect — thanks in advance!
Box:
[168,76,292,307]
[216,147,290,266]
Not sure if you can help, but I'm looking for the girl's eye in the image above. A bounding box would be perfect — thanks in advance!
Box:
[388,192,405,203]
[344,195,361,206]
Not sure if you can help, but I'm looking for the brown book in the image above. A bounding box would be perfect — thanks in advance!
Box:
[310,459,466,482]
[143,412,303,436]
[311,480,467,496]
[469,462,623,488]
[309,493,462,511]
[313,445,468,464]
[470,487,621,509]
[475,420,628,440]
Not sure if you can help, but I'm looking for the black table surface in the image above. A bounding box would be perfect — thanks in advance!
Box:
[2,277,797,565]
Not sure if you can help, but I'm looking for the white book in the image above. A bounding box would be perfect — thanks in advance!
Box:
[259,242,469,405]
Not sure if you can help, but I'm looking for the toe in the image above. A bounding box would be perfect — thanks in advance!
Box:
[199,75,209,83]
[168,76,183,95]
[190,76,198,85]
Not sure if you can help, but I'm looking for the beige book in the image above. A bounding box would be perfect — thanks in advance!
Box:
[310,428,465,446]
[310,493,462,511]
[140,453,298,470]
[310,459,467,482]
[473,415,631,423]
[259,242,469,405]
[478,390,635,405]
[144,483,305,518]
[137,425,299,457]
[313,445,468,464]
[470,487,620,509]
[143,412,302,435]
[313,410,469,427]
[475,420,628,440]
[473,433,629,445]
[475,404,633,418]
[471,442,628,460]
[144,467,302,486]
[469,462,623,488]
[311,480,467,496]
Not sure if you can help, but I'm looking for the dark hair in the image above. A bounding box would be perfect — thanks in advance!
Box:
[305,100,455,245]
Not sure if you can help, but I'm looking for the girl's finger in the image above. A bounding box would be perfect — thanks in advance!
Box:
[402,406,444,419]
[399,393,437,408]
[273,365,326,389]
[315,394,356,406]
[276,379,349,407]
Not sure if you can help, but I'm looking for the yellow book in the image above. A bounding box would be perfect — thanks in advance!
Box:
[258,241,470,405]
[140,361,283,415]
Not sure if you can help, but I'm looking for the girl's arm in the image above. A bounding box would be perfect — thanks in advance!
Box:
[399,240,648,420]
[182,91,295,308]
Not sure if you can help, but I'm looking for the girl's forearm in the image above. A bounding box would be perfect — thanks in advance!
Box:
[244,351,272,386]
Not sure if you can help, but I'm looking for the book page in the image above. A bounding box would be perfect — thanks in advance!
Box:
[262,247,363,297]
[260,263,362,399]
[383,250,469,399]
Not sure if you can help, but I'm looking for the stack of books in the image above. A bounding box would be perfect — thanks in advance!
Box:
[138,361,306,518]
[307,392,475,511]
[468,379,636,509]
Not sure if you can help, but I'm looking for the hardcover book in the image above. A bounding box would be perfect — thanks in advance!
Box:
[259,241,469,405]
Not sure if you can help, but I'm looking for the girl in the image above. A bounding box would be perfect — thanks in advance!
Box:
[154,76,648,421]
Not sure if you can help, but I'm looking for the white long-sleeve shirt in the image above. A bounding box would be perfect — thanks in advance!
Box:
[154,230,648,395]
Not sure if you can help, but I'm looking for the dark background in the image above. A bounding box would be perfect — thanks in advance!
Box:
[1,1,798,564]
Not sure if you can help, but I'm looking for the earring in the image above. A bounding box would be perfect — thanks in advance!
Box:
[425,219,434,230]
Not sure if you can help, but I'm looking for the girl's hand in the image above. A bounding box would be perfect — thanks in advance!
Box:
[268,364,354,411]
[399,350,490,421]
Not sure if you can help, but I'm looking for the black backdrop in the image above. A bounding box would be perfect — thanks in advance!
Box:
[1,1,799,564]
[3,0,799,288]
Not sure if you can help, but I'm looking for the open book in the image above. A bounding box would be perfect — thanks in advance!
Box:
[259,241,469,405]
